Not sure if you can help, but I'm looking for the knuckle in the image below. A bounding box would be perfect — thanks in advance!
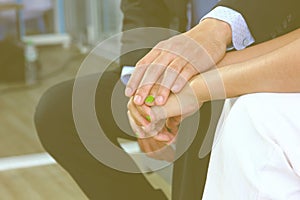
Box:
[136,106,144,115]
[148,63,164,74]
[140,77,156,88]
[155,40,167,49]
[181,69,197,81]
[186,64,198,73]
[168,59,186,72]
[137,85,151,94]
[150,85,160,95]
[168,63,182,73]
[136,59,148,68]
[175,77,187,87]
[158,86,170,95]
[163,52,176,60]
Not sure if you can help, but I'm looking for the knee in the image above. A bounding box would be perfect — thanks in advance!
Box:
[34,80,74,149]
[229,93,284,134]
[215,93,280,158]
[214,94,266,153]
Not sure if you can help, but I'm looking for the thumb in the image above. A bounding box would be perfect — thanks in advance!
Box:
[150,85,199,121]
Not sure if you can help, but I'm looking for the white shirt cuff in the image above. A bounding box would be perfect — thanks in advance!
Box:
[121,66,135,85]
[201,6,255,50]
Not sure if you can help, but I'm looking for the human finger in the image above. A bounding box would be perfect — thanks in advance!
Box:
[165,116,181,133]
[133,52,176,105]
[155,58,187,105]
[127,99,149,127]
[171,63,198,93]
[136,104,152,123]
[144,83,160,107]
[127,111,148,139]
[153,116,181,142]
[125,49,161,97]
[137,138,153,153]
[151,85,200,123]
[147,139,175,162]
[153,126,175,142]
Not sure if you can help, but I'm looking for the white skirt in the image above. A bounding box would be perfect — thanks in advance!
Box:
[202,93,300,200]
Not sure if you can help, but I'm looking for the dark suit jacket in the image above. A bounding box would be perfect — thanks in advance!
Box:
[217,0,300,43]
[120,0,300,66]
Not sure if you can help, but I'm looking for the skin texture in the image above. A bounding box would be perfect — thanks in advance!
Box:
[125,18,232,105]
[128,28,300,160]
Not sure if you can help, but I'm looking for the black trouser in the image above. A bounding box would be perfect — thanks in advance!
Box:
[34,68,223,200]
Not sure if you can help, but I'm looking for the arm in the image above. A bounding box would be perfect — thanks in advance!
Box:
[125,18,232,104]
[218,28,300,67]
[158,36,300,120]
[132,30,300,125]
[125,0,300,105]
[193,37,300,104]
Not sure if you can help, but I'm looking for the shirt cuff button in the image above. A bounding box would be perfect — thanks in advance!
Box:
[243,38,249,46]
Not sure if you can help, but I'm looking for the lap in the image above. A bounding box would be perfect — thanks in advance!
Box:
[35,68,224,199]
[204,93,300,200]
[35,70,168,199]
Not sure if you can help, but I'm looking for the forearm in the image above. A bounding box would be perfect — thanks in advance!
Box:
[192,38,300,103]
[218,28,300,67]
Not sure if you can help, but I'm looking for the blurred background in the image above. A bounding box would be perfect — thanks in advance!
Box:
[0,0,123,199]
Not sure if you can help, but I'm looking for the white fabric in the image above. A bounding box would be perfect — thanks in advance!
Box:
[120,66,135,85]
[203,93,300,200]
[201,6,255,50]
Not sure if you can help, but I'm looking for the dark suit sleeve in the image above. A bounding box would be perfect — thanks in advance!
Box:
[119,0,174,67]
[216,0,300,43]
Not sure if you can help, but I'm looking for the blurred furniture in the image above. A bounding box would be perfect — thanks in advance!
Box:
[0,0,70,48]
[0,2,23,39]
[19,0,70,48]
[0,0,52,35]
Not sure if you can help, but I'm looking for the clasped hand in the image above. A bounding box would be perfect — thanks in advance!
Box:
[127,82,201,162]
[125,20,228,161]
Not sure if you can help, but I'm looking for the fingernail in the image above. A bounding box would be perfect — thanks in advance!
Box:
[125,87,132,96]
[156,96,164,104]
[134,95,142,104]
[145,95,155,104]
[171,85,179,93]
[146,115,151,122]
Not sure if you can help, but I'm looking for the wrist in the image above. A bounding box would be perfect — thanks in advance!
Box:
[200,18,232,46]
[190,68,229,104]
[185,18,232,63]
[190,76,210,104]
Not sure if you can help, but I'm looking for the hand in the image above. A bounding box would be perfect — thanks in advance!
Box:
[125,19,231,106]
[127,111,180,162]
[137,118,180,162]
[128,82,202,131]
[127,81,203,161]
